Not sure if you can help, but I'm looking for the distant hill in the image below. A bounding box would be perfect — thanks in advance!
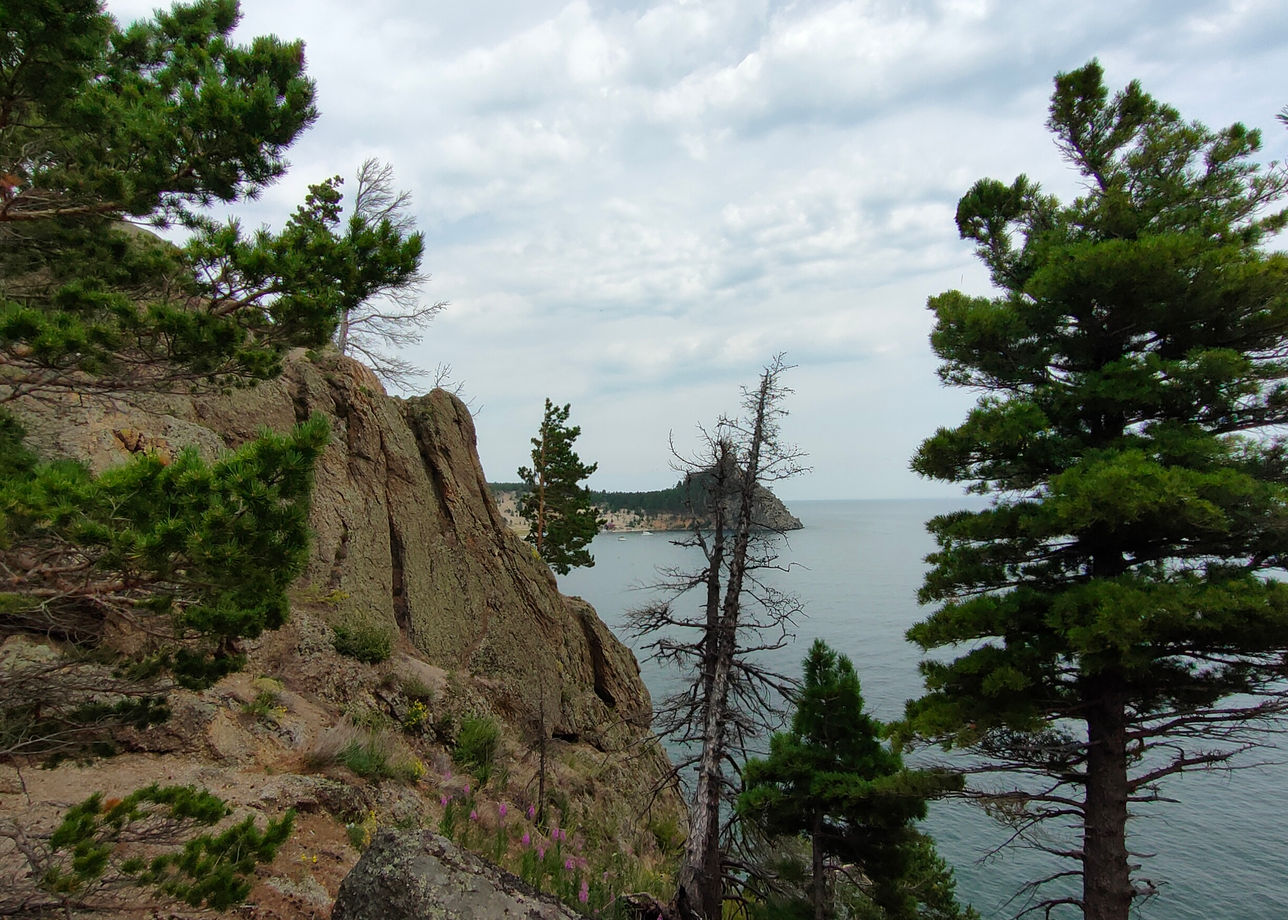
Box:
[489,474,802,533]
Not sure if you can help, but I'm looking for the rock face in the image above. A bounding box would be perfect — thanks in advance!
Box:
[13,351,650,743]
[331,831,581,920]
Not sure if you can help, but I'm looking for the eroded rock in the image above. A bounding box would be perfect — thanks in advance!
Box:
[331,830,581,920]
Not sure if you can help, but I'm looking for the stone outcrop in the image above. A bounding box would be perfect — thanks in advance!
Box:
[331,831,581,920]
[13,350,651,744]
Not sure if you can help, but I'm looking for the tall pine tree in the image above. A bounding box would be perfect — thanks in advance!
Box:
[518,399,603,574]
[901,61,1288,920]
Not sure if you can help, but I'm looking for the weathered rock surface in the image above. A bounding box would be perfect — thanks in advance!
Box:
[331,830,580,920]
[13,350,651,744]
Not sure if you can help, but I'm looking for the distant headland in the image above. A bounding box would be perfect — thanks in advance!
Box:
[489,477,803,534]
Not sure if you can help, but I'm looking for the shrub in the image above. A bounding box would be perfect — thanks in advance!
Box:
[339,732,396,779]
[401,700,430,733]
[452,715,500,775]
[346,809,378,851]
[16,785,292,914]
[332,624,392,663]
[399,675,436,702]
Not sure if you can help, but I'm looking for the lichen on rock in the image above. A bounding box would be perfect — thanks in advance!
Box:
[332,830,582,920]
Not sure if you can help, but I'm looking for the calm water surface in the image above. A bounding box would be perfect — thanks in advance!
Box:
[560,499,1288,919]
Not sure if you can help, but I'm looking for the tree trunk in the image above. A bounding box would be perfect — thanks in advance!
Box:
[676,653,731,918]
[1083,675,1132,920]
[337,310,351,354]
[535,432,546,556]
[674,366,779,919]
[812,809,826,920]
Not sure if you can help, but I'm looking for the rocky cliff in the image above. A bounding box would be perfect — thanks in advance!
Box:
[16,350,648,742]
[6,349,682,918]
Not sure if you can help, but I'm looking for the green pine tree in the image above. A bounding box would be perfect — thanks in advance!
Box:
[518,399,603,574]
[0,0,423,401]
[0,1,417,763]
[738,640,968,920]
[900,61,1288,920]
[19,784,293,914]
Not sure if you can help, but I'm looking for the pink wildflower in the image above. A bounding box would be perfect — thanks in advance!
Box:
[579,880,589,904]
[538,845,546,859]
[469,810,478,822]
[565,857,575,871]
[464,783,470,795]
[527,804,536,820]
[440,794,450,807]
[522,831,531,847]
[498,803,508,818]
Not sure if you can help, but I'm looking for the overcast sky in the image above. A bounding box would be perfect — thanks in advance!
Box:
[106,0,1288,499]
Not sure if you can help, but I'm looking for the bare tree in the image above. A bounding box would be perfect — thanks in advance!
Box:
[335,158,447,391]
[628,355,808,919]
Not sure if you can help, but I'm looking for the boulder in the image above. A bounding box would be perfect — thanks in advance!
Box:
[331,830,581,920]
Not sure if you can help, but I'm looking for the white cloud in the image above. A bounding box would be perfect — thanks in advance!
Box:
[102,0,1288,498]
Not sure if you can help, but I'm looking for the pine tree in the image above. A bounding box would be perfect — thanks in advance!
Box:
[1,784,293,915]
[0,1,417,760]
[901,61,1288,920]
[0,413,329,759]
[518,399,603,574]
[0,0,423,402]
[738,640,967,920]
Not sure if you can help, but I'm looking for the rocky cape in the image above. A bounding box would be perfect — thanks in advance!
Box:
[492,485,804,536]
[5,350,681,918]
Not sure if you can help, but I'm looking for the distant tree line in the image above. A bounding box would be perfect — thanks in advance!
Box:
[491,479,698,515]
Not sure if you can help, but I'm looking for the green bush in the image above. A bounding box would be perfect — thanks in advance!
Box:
[398,675,436,702]
[32,785,292,913]
[401,700,430,733]
[332,624,392,663]
[339,733,395,779]
[452,715,500,774]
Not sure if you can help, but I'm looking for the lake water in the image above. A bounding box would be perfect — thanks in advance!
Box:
[560,498,1288,919]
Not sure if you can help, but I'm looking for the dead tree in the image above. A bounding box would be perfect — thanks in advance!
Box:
[334,158,446,391]
[628,355,807,919]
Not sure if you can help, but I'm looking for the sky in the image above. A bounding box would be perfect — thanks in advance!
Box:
[105,0,1288,500]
